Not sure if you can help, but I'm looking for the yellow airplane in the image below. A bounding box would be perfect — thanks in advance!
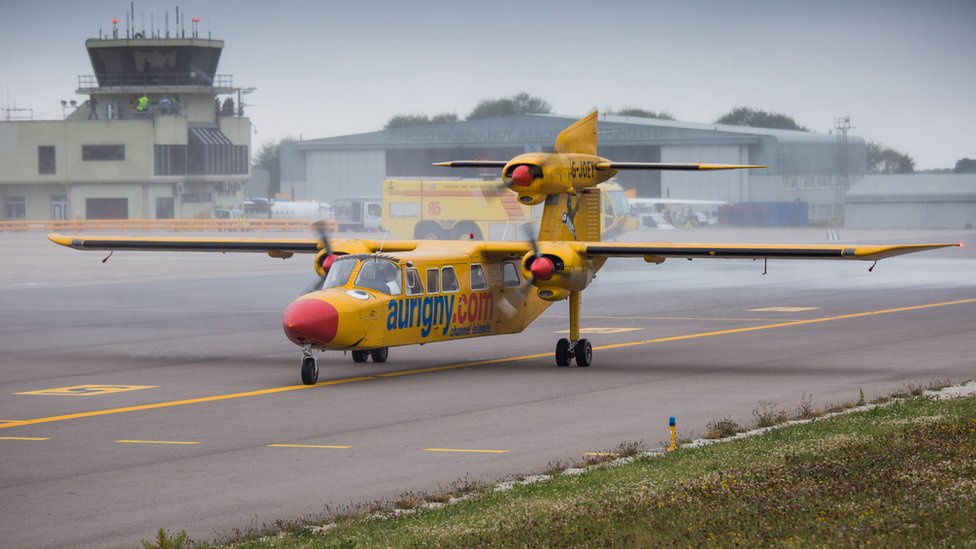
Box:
[50,112,959,385]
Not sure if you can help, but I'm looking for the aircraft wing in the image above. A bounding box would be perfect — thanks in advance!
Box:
[579,241,960,262]
[49,234,322,254]
[48,234,420,257]
[596,162,766,171]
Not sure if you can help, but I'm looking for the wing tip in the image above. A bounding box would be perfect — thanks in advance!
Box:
[48,234,74,247]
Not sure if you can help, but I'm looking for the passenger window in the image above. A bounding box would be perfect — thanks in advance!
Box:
[441,266,460,293]
[503,262,521,288]
[405,268,423,296]
[426,268,440,293]
[354,258,402,295]
[470,264,488,291]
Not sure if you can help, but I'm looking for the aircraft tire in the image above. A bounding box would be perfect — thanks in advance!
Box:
[301,356,319,385]
[574,339,592,367]
[352,350,370,363]
[370,347,389,363]
[555,338,572,367]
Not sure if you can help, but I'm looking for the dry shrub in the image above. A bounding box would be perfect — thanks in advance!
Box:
[705,417,740,439]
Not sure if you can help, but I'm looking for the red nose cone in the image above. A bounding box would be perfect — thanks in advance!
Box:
[529,257,555,281]
[511,165,533,186]
[282,299,338,346]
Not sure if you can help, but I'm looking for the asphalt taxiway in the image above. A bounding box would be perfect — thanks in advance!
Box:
[1,229,973,548]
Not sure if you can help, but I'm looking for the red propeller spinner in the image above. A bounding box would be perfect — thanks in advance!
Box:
[529,256,555,281]
[511,165,534,186]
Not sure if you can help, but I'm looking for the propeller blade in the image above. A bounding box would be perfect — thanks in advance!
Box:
[304,221,335,294]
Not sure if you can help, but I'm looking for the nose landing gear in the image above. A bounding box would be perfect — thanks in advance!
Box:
[300,345,318,385]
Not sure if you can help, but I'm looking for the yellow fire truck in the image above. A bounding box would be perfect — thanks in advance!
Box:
[381,178,637,240]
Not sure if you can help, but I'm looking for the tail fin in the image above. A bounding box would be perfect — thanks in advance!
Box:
[554,111,598,155]
[537,190,602,242]
[539,111,601,242]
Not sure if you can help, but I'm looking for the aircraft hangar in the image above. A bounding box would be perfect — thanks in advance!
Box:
[279,113,866,222]
[845,173,976,229]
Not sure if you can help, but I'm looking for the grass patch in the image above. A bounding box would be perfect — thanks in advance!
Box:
[218,395,976,548]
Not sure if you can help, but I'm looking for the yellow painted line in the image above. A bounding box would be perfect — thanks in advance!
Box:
[16,384,158,396]
[0,376,375,430]
[545,314,804,322]
[593,298,976,353]
[0,436,50,441]
[424,448,510,454]
[555,327,641,335]
[749,306,820,312]
[115,439,199,445]
[267,443,352,449]
[1,297,972,432]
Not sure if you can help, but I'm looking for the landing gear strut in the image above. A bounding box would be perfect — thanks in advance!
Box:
[352,347,389,364]
[553,291,592,367]
[301,345,318,385]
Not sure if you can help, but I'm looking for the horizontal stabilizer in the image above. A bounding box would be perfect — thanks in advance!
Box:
[433,160,508,168]
[596,162,766,171]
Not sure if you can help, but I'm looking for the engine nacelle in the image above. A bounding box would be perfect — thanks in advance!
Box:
[313,249,339,278]
[520,243,596,301]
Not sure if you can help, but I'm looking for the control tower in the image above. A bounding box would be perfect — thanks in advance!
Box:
[0,13,251,221]
[77,23,236,122]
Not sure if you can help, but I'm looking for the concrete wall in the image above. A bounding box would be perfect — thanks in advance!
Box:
[0,120,154,183]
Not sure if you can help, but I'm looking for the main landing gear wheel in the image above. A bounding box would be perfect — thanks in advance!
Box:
[301,356,318,385]
[351,350,370,363]
[370,347,389,363]
[574,338,592,367]
[555,338,572,367]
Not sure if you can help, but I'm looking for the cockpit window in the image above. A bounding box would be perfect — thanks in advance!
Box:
[321,258,356,290]
[354,258,402,295]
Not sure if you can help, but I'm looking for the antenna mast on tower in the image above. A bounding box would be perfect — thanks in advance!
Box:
[834,115,853,221]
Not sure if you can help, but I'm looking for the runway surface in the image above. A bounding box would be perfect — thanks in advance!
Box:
[1,229,973,548]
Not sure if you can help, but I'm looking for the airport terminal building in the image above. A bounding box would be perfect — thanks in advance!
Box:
[0,31,251,221]
[281,113,866,222]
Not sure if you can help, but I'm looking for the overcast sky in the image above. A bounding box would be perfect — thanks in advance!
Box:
[2,0,973,169]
